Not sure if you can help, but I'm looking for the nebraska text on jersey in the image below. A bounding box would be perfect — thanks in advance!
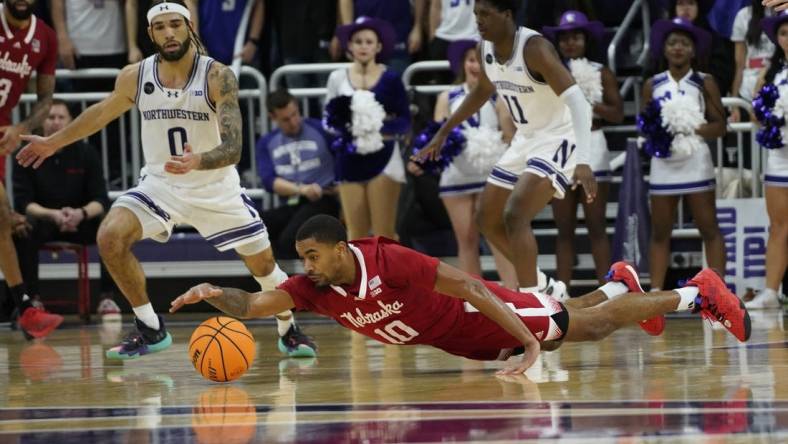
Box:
[0,51,31,77]
[340,300,404,328]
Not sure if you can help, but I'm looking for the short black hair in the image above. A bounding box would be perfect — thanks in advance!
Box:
[296,215,348,245]
[50,99,76,118]
[266,89,297,112]
[476,0,519,16]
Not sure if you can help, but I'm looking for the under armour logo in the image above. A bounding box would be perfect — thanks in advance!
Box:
[167,91,179,98]
[159,5,169,11]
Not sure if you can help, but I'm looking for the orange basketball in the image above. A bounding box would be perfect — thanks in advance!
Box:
[189,316,256,382]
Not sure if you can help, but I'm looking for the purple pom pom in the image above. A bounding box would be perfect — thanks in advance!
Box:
[752,84,785,149]
[411,121,466,174]
[322,96,358,154]
[636,97,673,158]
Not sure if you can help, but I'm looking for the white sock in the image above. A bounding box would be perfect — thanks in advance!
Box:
[674,287,699,311]
[254,264,289,292]
[133,303,160,330]
[598,281,629,300]
[650,287,662,292]
[276,311,293,336]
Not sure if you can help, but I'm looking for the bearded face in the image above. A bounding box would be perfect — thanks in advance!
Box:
[154,35,192,62]
[7,0,34,20]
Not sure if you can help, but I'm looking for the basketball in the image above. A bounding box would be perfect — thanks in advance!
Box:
[189,316,256,382]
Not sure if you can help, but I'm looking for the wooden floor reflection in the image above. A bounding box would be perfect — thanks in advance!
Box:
[0,310,786,442]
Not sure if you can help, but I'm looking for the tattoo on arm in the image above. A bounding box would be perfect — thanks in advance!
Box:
[21,75,55,132]
[205,287,252,318]
[199,66,242,170]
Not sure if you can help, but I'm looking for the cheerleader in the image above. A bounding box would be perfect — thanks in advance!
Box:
[324,17,411,240]
[544,11,624,288]
[640,17,726,292]
[748,10,788,308]
[435,39,517,288]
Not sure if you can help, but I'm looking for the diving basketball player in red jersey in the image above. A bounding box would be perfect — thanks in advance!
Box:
[171,215,751,374]
[0,0,62,338]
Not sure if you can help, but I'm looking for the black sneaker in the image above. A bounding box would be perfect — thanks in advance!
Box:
[277,324,317,357]
[106,316,172,360]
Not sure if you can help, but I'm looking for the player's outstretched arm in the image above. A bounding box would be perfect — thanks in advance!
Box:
[199,63,242,170]
[170,283,296,319]
[412,45,495,162]
[17,63,139,169]
[433,262,540,374]
[0,74,54,156]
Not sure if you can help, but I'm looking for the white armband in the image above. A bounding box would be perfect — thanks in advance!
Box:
[560,84,592,166]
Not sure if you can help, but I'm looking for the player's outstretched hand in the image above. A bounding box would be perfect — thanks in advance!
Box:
[17,134,60,169]
[410,129,448,162]
[572,164,597,203]
[170,283,223,313]
[496,340,540,375]
[164,143,201,175]
[0,125,23,156]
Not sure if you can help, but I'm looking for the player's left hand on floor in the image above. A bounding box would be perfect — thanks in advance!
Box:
[495,341,539,375]
[170,283,223,313]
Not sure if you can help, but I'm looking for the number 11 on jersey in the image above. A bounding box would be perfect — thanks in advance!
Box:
[168,127,188,156]
[502,94,528,125]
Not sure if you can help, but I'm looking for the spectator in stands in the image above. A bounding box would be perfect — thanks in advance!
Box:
[666,0,735,97]
[268,0,337,88]
[51,0,128,188]
[51,0,126,72]
[125,0,198,62]
[12,100,119,318]
[198,0,264,68]
[324,17,411,240]
[544,11,623,289]
[428,0,479,61]
[641,18,726,292]
[332,0,427,74]
[730,1,773,122]
[413,39,518,288]
[746,11,788,308]
[256,90,339,259]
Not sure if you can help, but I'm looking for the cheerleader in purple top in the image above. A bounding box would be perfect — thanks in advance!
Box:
[544,11,624,289]
[324,17,411,240]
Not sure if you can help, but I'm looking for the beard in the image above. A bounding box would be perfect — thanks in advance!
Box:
[155,37,191,62]
[7,1,33,20]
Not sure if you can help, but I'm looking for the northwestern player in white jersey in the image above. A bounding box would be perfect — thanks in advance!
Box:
[16,1,317,359]
[414,0,597,296]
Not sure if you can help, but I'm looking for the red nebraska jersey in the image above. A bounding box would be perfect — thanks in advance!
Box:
[280,237,566,361]
[0,9,57,126]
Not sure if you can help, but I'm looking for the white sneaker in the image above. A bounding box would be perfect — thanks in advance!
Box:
[744,291,782,310]
[97,298,122,321]
[542,277,570,303]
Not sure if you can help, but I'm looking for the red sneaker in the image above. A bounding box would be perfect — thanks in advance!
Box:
[606,261,665,336]
[18,306,64,339]
[686,269,751,342]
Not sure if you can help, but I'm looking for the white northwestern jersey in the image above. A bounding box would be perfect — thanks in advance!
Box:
[448,84,498,130]
[481,27,572,137]
[651,69,706,115]
[137,53,238,188]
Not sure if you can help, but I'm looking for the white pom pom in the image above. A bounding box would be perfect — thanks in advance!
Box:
[569,58,603,104]
[350,90,385,155]
[670,134,706,160]
[660,93,706,158]
[660,93,705,135]
[461,126,508,173]
[773,84,788,120]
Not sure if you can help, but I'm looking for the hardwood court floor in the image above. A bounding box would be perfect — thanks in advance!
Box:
[0,311,786,443]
